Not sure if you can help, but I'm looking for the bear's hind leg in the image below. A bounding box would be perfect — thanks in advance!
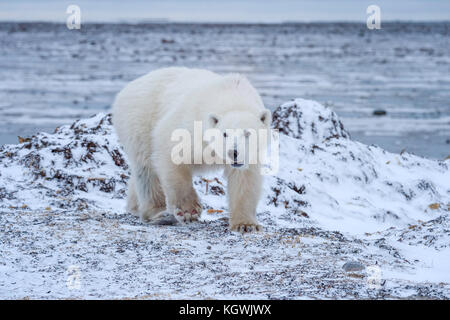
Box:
[126,175,139,215]
[134,166,166,221]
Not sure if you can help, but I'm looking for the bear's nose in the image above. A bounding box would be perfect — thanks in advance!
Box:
[228,149,239,161]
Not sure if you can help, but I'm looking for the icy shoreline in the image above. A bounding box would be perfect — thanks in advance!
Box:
[0,99,449,299]
[1,22,449,158]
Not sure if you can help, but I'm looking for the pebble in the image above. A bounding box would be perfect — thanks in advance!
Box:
[373,109,387,116]
[342,261,365,272]
[150,213,179,226]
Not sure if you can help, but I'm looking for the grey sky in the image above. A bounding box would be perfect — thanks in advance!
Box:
[0,0,449,23]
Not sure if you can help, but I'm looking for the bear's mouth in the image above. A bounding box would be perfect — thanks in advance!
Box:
[231,163,244,168]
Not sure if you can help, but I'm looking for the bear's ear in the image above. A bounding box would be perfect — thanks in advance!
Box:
[259,109,272,126]
[208,114,219,127]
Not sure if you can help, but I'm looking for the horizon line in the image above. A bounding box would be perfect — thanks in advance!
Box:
[1,19,449,24]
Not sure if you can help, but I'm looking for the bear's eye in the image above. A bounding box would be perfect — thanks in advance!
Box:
[223,132,228,138]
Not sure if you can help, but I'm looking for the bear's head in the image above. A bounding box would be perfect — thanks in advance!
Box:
[207,109,272,170]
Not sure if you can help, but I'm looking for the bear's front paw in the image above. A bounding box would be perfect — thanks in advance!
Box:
[230,223,262,233]
[175,208,200,223]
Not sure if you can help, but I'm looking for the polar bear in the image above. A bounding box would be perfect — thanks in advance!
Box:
[112,67,271,232]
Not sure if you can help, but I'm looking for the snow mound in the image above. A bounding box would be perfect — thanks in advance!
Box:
[267,98,449,233]
[0,98,449,299]
[0,114,128,211]
[272,98,350,143]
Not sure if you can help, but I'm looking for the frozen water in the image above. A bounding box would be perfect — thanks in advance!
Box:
[0,22,449,159]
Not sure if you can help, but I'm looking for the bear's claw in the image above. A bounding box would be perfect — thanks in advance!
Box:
[231,223,262,233]
[175,209,200,223]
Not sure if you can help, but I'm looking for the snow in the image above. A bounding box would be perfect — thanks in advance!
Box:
[0,98,449,299]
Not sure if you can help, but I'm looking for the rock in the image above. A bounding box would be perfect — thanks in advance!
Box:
[373,109,387,116]
[342,261,365,272]
[161,38,175,44]
[272,98,350,143]
[149,212,179,226]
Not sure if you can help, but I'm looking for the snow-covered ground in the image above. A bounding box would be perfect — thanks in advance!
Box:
[0,22,449,159]
[0,99,448,299]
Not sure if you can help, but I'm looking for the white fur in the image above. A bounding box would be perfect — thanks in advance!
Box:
[112,67,270,232]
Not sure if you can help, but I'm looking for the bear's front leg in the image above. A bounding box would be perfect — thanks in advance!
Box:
[226,166,263,233]
[158,163,202,223]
